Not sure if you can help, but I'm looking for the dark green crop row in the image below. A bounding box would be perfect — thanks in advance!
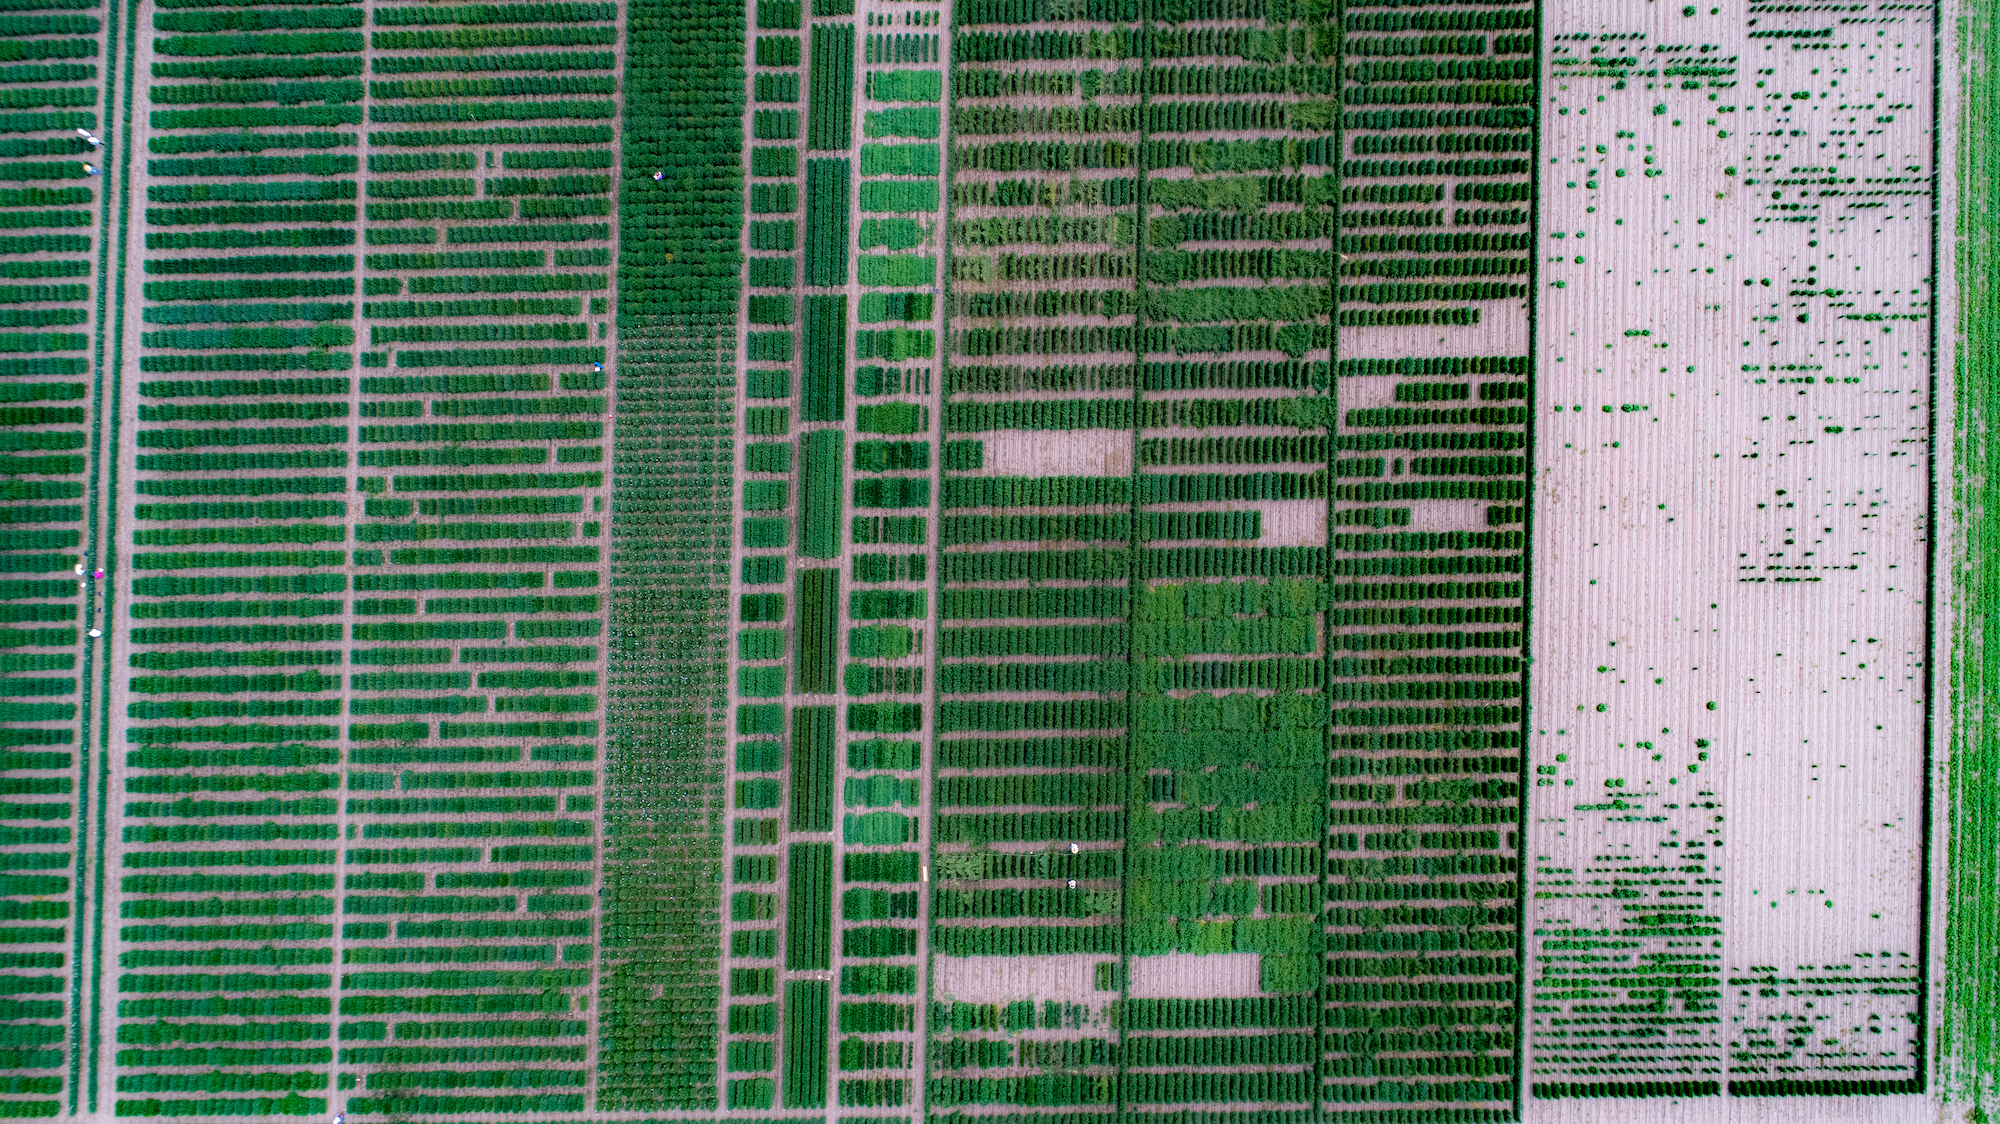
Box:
[157,7,355,32]
[373,52,613,75]
[371,26,615,50]
[375,2,614,26]
[152,55,360,84]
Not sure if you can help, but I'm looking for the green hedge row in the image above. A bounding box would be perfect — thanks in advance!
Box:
[138,376,347,397]
[148,154,353,179]
[368,322,587,344]
[939,514,1126,546]
[369,100,614,124]
[0,305,85,325]
[153,78,358,107]
[370,125,609,147]
[151,56,362,83]
[390,471,597,491]
[144,254,351,275]
[0,207,88,231]
[0,233,85,254]
[155,30,363,55]
[156,6,356,31]
[931,810,1120,844]
[936,738,1118,769]
[367,152,472,174]
[0,13,94,35]
[374,52,612,75]
[136,423,345,450]
[0,43,93,67]
[147,229,354,253]
[749,182,794,214]
[363,297,579,318]
[365,199,506,221]
[387,347,601,369]
[939,625,1126,658]
[371,76,613,100]
[147,131,354,156]
[365,178,473,200]
[0,62,90,89]
[0,88,91,118]
[0,331,80,352]
[943,476,1123,509]
[133,500,344,522]
[501,149,610,170]
[137,353,352,374]
[444,222,606,244]
[146,203,355,226]
[486,174,610,196]
[0,382,81,403]
[955,0,1134,21]
[130,571,341,597]
[517,198,608,218]
[339,1095,581,1115]
[841,850,917,883]
[375,2,615,25]
[128,548,344,571]
[353,448,556,469]
[839,964,913,996]
[934,771,1117,809]
[371,26,615,50]
[754,0,798,27]
[365,250,538,270]
[403,272,600,294]
[146,180,354,207]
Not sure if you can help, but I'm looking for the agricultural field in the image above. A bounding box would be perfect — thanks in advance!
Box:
[0,0,1972,1118]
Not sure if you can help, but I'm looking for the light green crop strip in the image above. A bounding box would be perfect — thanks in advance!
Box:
[1945,0,1999,1110]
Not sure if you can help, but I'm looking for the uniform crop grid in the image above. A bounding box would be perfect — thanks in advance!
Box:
[120,0,367,1110]
[123,0,622,1104]
[0,0,105,1106]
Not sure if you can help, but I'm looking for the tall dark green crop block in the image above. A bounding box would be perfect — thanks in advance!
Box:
[794,569,839,694]
[780,977,829,1108]
[789,703,836,831]
[806,24,852,151]
[800,427,844,557]
[801,292,847,416]
[804,160,850,289]
[785,841,833,969]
